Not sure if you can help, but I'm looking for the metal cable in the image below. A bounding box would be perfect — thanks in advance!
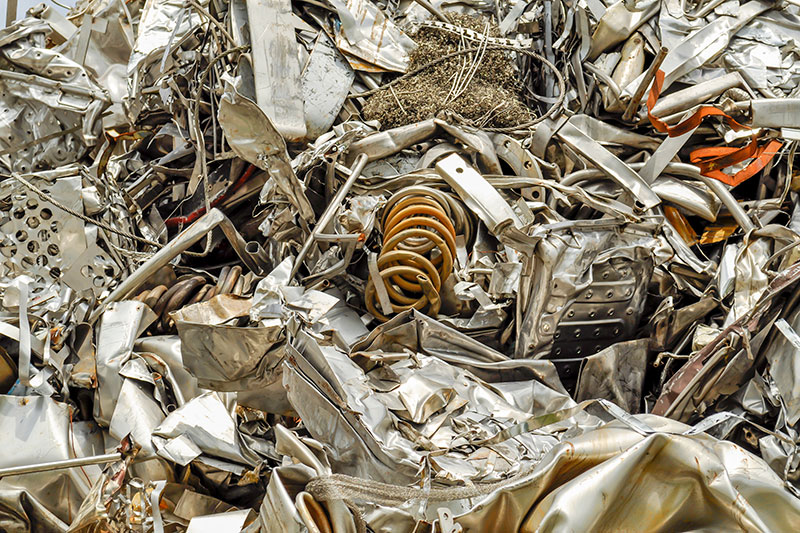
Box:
[6,172,163,248]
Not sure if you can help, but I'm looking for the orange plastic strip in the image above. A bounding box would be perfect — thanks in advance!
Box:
[689,139,783,187]
[647,70,750,138]
[664,205,698,246]
[690,136,760,172]
[646,69,783,188]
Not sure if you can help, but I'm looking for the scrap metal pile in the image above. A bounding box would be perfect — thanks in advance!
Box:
[5,0,800,530]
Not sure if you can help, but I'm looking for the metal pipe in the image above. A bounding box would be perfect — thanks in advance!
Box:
[290,154,369,279]
[91,209,263,323]
[649,72,742,118]
[0,453,121,478]
[750,98,800,128]
[560,162,755,231]
[623,47,668,122]
[245,241,271,272]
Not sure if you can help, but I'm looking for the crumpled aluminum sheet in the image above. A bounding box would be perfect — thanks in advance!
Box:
[0,18,108,173]
[575,337,650,413]
[285,314,598,486]
[152,391,265,467]
[262,414,800,532]
[219,76,315,221]
[443,415,800,532]
[172,294,285,391]
[2,0,800,530]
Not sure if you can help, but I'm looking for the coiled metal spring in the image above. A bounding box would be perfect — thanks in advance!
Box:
[134,265,244,333]
[365,187,459,322]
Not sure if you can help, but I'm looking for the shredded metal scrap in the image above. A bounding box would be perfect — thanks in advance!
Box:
[2,0,800,530]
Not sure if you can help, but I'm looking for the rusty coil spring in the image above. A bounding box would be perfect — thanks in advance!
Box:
[134,265,244,333]
[365,187,458,322]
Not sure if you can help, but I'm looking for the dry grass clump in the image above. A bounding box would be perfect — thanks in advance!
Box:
[362,14,534,129]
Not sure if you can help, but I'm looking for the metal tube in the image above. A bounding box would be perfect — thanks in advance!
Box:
[750,98,800,128]
[0,453,121,478]
[245,241,271,272]
[649,72,742,118]
[346,120,437,165]
[290,154,369,279]
[623,47,668,122]
[91,209,262,323]
[560,162,754,231]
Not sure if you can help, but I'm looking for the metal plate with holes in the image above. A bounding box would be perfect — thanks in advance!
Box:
[0,174,121,299]
[547,257,652,392]
[491,133,545,203]
[0,96,85,173]
[516,222,659,363]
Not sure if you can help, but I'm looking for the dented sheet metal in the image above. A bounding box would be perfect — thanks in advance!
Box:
[246,0,307,140]
[329,0,416,72]
[1,0,800,530]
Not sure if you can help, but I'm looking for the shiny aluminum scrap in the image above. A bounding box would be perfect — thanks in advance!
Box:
[2,0,800,531]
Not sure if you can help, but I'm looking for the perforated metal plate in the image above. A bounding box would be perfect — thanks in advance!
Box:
[546,257,652,392]
[0,174,120,299]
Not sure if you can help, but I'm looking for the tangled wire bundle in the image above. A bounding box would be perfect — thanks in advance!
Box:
[362,14,561,131]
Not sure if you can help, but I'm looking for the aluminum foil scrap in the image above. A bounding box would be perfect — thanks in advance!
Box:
[4,0,800,530]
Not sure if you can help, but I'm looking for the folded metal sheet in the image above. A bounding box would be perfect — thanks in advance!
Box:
[287,323,597,486]
[449,416,800,532]
[152,391,263,467]
[0,396,104,530]
[172,298,285,390]
[246,0,307,141]
[1,0,800,530]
